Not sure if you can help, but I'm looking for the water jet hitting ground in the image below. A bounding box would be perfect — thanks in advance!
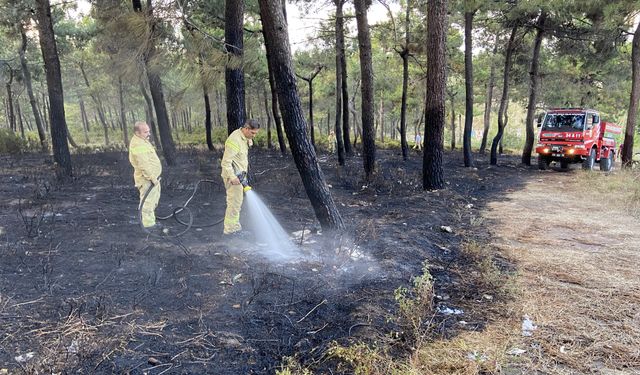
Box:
[244,190,301,261]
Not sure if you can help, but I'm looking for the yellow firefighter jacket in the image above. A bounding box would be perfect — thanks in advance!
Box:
[221,128,251,180]
[129,134,162,187]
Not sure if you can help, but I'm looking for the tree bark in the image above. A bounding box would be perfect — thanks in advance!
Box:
[203,83,214,151]
[354,0,376,180]
[225,0,246,134]
[35,0,72,177]
[136,0,176,165]
[263,30,287,155]
[491,25,518,165]
[522,12,546,166]
[259,0,345,231]
[139,79,158,147]
[399,1,411,161]
[16,99,25,139]
[263,87,272,149]
[622,19,640,167]
[79,98,90,143]
[450,92,456,150]
[422,0,447,190]
[4,68,16,133]
[19,24,47,151]
[334,0,346,165]
[341,36,352,156]
[463,9,475,167]
[480,36,497,154]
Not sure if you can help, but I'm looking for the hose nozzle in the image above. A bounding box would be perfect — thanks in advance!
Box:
[236,171,251,192]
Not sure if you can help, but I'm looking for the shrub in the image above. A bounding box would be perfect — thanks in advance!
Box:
[0,129,27,154]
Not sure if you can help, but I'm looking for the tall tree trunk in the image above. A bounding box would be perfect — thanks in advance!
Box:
[341,39,352,156]
[136,0,176,165]
[450,93,456,150]
[118,76,129,147]
[622,20,640,168]
[263,29,287,155]
[263,87,273,149]
[225,0,246,134]
[139,79,158,147]
[79,98,90,143]
[334,0,346,165]
[16,99,25,139]
[522,12,546,165]
[203,83,214,151]
[35,0,72,177]
[354,0,376,179]
[422,0,447,190]
[399,1,411,161]
[258,0,345,231]
[4,71,16,132]
[480,36,498,154]
[463,8,475,167]
[491,25,518,165]
[19,24,47,151]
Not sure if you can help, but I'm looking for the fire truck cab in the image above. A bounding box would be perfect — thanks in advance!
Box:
[535,108,621,171]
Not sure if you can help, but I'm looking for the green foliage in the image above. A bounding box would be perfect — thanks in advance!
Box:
[394,261,434,342]
[0,129,39,154]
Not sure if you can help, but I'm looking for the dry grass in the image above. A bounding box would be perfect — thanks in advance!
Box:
[482,169,640,374]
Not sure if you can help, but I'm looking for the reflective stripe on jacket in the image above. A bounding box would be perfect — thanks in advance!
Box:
[129,135,162,187]
[221,128,250,180]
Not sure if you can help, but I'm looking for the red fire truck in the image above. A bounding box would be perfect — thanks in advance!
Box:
[535,108,621,171]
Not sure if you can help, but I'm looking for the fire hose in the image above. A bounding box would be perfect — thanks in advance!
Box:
[138,172,251,238]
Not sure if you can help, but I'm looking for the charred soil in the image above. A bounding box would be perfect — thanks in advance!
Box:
[1,148,537,373]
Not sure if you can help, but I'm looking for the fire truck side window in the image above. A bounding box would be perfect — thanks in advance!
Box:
[593,114,600,125]
[586,115,593,129]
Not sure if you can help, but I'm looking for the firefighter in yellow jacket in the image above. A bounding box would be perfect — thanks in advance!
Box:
[221,119,260,235]
[129,121,162,228]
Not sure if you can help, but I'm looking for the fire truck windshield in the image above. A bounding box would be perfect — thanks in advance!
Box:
[543,114,585,131]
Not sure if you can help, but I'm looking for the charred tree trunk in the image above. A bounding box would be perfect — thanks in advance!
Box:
[522,12,546,166]
[334,0,346,165]
[491,26,518,165]
[463,8,476,167]
[297,67,323,148]
[16,99,25,139]
[354,0,376,179]
[225,0,246,134]
[622,20,640,167]
[35,0,72,177]
[423,0,447,190]
[19,24,47,151]
[259,0,345,231]
[480,37,497,154]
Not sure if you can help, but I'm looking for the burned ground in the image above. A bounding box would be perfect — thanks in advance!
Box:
[0,148,532,373]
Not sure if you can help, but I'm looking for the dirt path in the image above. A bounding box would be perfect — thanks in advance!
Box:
[484,171,640,374]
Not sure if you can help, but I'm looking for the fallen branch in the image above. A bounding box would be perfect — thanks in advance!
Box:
[296,299,327,323]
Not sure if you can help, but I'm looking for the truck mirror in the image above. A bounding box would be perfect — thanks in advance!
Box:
[536,115,543,128]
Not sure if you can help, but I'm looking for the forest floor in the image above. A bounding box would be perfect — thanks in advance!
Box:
[0,147,638,374]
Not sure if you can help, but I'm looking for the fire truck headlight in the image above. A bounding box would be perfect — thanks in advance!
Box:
[567,149,575,154]
[542,148,550,153]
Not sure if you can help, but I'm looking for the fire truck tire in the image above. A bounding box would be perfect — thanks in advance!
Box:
[560,159,569,169]
[600,152,613,172]
[582,149,596,170]
[538,156,550,170]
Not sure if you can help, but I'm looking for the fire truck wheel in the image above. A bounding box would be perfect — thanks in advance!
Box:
[582,149,596,171]
[538,156,550,170]
[600,153,613,172]
[560,159,569,169]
